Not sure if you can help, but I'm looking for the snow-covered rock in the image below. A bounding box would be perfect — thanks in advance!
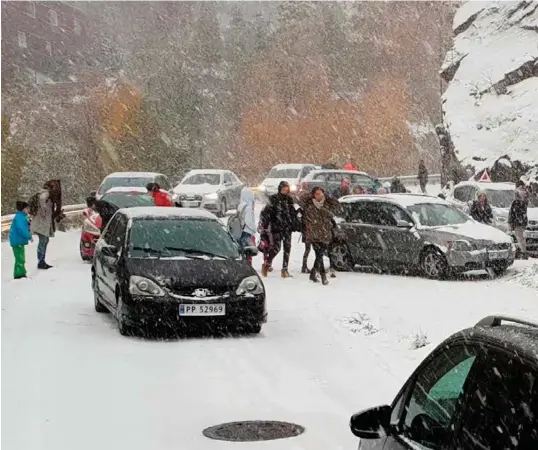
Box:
[442,1,538,182]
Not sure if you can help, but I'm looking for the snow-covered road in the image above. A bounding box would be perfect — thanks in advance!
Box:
[2,223,537,450]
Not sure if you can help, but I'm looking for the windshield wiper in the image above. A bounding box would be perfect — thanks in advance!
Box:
[163,247,232,260]
[130,246,164,257]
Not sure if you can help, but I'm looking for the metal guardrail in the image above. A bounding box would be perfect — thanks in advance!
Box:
[0,174,441,232]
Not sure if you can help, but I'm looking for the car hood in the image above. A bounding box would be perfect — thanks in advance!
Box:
[126,258,256,289]
[419,220,512,244]
[528,207,538,222]
[173,184,219,195]
[262,178,299,189]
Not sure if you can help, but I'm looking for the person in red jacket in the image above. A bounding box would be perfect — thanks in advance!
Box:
[146,183,173,207]
[343,157,358,171]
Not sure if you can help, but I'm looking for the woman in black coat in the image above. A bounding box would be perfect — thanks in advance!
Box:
[469,191,493,225]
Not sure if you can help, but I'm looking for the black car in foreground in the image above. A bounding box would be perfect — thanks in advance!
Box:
[91,207,265,336]
[350,315,538,450]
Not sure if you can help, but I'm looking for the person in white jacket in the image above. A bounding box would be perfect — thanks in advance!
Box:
[238,187,256,247]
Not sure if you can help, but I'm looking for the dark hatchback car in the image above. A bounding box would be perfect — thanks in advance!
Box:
[351,316,538,450]
[91,207,266,336]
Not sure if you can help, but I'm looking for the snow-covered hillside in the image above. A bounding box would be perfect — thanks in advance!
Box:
[442,0,538,182]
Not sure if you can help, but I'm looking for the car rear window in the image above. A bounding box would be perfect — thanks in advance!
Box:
[182,174,221,185]
[267,168,301,178]
[128,218,240,259]
[98,177,153,195]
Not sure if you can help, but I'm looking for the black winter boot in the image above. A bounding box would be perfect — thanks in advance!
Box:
[309,269,318,283]
[301,265,310,274]
[321,272,329,285]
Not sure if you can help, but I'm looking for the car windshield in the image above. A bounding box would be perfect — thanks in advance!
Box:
[484,189,516,208]
[101,192,154,209]
[128,218,240,259]
[267,168,301,178]
[98,177,153,195]
[408,203,470,227]
[182,174,221,185]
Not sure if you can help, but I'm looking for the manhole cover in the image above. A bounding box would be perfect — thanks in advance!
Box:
[203,420,305,442]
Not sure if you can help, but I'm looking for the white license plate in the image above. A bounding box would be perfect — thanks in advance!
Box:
[489,250,508,260]
[179,304,225,316]
[182,201,199,207]
[525,231,538,239]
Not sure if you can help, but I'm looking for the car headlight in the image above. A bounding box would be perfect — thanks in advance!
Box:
[236,275,264,296]
[129,275,165,297]
[205,192,219,200]
[290,184,298,192]
[82,218,100,235]
[448,240,474,251]
[258,184,266,192]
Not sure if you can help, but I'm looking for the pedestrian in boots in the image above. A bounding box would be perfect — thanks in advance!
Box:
[9,201,32,279]
[418,159,429,193]
[509,181,529,259]
[298,187,342,285]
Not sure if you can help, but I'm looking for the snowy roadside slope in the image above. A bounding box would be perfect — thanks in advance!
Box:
[442,0,538,178]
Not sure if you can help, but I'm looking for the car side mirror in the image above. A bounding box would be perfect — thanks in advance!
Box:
[350,405,391,439]
[396,219,413,229]
[243,246,258,257]
[101,245,118,258]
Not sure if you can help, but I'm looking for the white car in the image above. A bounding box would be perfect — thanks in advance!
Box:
[258,163,317,196]
[172,169,244,217]
[95,172,172,200]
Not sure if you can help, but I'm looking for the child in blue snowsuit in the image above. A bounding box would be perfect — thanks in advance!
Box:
[9,201,32,279]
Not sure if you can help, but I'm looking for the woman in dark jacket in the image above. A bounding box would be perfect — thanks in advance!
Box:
[509,183,529,259]
[470,191,493,224]
[298,187,342,285]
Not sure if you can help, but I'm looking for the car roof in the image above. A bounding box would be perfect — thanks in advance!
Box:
[106,172,163,179]
[120,206,218,220]
[455,181,516,191]
[184,169,228,175]
[339,193,449,208]
[304,169,371,178]
[103,187,148,194]
[270,163,314,169]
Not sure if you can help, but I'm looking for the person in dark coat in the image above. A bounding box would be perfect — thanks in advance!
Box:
[86,196,119,232]
[509,181,529,259]
[470,191,493,225]
[298,187,342,285]
[418,159,429,193]
[258,181,297,278]
[390,177,408,193]
[332,177,352,199]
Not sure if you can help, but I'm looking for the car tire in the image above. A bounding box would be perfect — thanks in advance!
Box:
[116,291,134,336]
[244,323,262,335]
[493,265,508,277]
[421,248,448,280]
[329,243,354,272]
[93,274,108,313]
[80,242,91,262]
[217,198,227,218]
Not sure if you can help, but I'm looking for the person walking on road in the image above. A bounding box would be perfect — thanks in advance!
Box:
[418,159,429,193]
[9,201,32,279]
[258,181,297,278]
[298,187,342,285]
[470,190,493,225]
[29,180,61,270]
[231,187,256,265]
[509,181,529,259]
[147,183,173,206]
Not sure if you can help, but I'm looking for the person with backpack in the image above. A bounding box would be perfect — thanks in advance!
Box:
[227,187,256,264]
[9,201,33,279]
[29,180,61,270]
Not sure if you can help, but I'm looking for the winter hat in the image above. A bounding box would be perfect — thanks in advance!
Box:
[16,201,29,211]
[278,181,290,194]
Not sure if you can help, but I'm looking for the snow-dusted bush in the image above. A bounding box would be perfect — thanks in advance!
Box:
[410,330,430,349]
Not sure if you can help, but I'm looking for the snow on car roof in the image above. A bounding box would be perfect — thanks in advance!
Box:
[272,163,313,169]
[304,169,370,178]
[103,187,148,194]
[121,206,218,220]
[106,172,162,178]
[340,193,449,207]
[455,181,516,191]
[184,169,227,175]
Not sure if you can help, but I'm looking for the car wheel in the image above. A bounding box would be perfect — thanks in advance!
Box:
[329,243,354,272]
[93,274,107,313]
[493,265,508,277]
[421,248,448,279]
[116,291,134,336]
[245,323,262,335]
[218,198,227,217]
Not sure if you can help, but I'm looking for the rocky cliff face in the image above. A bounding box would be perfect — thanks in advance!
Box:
[441,0,538,184]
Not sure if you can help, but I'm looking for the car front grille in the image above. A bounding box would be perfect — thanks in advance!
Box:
[169,286,231,298]
[488,243,511,251]
[527,220,538,230]
[182,194,203,201]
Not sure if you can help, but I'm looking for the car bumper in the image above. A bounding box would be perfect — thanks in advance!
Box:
[80,231,99,257]
[446,248,515,272]
[176,199,219,210]
[121,294,266,331]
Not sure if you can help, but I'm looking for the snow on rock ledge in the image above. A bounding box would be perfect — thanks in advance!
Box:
[442,0,538,183]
